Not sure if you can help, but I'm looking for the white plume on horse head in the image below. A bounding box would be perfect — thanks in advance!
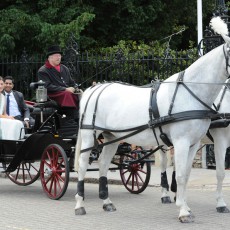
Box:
[210,16,229,36]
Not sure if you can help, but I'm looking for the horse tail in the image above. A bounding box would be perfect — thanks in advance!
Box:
[74,129,82,172]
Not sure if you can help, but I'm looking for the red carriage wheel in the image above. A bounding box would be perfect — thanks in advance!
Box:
[2,161,40,186]
[119,151,151,194]
[40,144,69,200]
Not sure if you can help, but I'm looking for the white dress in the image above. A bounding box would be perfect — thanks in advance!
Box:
[0,94,25,140]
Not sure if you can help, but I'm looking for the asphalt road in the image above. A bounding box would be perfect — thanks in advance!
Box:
[1,173,230,230]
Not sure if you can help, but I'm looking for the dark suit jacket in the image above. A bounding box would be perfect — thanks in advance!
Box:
[38,64,76,93]
[2,90,30,119]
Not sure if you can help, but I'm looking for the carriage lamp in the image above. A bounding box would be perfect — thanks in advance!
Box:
[30,80,47,103]
[35,80,47,103]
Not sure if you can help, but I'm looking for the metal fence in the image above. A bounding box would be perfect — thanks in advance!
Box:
[0,50,197,100]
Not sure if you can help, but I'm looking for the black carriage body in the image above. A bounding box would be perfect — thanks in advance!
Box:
[0,139,24,163]
[0,132,72,173]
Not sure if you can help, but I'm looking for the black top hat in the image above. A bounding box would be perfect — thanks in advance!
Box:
[46,45,63,58]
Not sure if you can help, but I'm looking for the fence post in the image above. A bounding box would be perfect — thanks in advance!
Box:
[18,48,30,99]
[62,33,80,83]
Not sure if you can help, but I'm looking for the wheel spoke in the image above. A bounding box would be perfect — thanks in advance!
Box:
[134,173,140,190]
[48,176,55,193]
[131,173,135,190]
[121,168,129,176]
[45,175,53,185]
[24,163,33,180]
[137,167,147,175]
[56,158,64,168]
[22,164,26,183]
[30,163,39,173]
[14,167,20,181]
[135,171,144,183]
[124,171,132,185]
[43,160,51,168]
[55,176,62,190]
[56,172,65,183]
[46,151,52,163]
[53,176,57,197]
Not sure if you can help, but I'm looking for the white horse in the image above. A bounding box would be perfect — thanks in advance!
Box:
[74,20,230,223]
[160,80,230,212]
[158,17,230,214]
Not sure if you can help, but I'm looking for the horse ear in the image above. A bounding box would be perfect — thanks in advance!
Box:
[221,34,230,45]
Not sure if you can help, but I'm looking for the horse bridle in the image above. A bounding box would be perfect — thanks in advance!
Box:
[223,44,230,77]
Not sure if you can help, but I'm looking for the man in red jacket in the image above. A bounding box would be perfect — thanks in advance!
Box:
[37,45,79,110]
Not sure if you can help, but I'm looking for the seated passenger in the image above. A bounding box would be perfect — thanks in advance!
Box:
[3,75,34,128]
[0,76,25,140]
[37,45,79,112]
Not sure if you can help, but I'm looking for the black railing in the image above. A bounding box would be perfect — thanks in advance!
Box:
[0,51,197,100]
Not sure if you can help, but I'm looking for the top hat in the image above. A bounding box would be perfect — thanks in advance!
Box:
[46,45,63,58]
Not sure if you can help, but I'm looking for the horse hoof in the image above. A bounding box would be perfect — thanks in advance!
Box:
[161,196,171,204]
[75,207,86,215]
[216,206,230,213]
[103,203,116,212]
[179,214,194,223]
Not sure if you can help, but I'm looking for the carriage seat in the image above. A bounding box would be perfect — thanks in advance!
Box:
[29,99,78,137]
[31,100,59,115]
[57,106,79,137]
[33,99,79,137]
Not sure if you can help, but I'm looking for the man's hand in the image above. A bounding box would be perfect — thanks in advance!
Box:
[24,121,30,128]
[65,87,75,93]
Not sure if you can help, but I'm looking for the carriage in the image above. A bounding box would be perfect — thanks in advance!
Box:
[0,81,156,200]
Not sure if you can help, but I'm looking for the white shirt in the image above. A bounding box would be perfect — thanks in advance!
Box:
[6,92,21,117]
[0,94,5,115]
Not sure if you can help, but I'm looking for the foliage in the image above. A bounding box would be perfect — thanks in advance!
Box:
[81,0,215,50]
[0,0,95,56]
[0,0,218,56]
[79,39,198,86]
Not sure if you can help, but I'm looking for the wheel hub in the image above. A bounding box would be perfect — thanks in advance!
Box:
[45,168,53,176]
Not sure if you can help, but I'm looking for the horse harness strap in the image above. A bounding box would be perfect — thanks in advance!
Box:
[171,71,217,114]
[80,125,148,153]
[80,81,223,153]
[149,81,162,146]
[149,71,218,147]
[168,71,185,115]
[206,79,230,142]
[80,83,115,148]
[91,83,115,147]
[214,78,230,111]
[80,84,105,128]
[81,124,148,132]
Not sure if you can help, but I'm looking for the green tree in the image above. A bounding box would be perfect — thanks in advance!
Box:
[0,0,95,55]
[81,0,215,50]
[0,0,219,56]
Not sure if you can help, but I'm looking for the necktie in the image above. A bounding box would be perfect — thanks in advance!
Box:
[6,94,10,115]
